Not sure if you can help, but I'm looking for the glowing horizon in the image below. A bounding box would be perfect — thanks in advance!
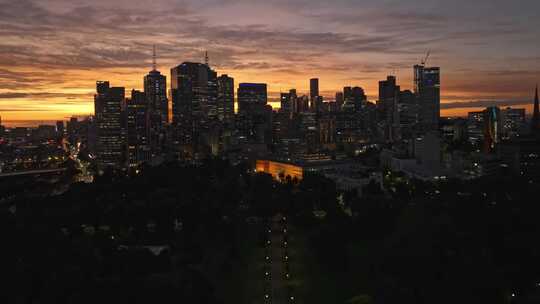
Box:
[1,0,539,123]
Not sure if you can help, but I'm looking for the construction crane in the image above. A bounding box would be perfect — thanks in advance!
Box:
[421,50,431,66]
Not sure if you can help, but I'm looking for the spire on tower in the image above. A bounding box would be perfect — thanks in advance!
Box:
[205,50,209,66]
[532,84,540,133]
[152,45,157,71]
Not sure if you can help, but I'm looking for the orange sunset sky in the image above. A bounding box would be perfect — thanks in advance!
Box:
[0,0,539,125]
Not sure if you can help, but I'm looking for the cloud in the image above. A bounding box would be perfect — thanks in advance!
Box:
[441,99,532,109]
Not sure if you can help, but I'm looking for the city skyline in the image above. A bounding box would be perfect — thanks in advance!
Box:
[1,0,539,124]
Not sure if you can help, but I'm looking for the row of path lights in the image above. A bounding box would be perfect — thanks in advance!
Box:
[282,216,295,303]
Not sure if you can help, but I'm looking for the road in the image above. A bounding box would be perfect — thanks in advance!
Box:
[263,215,294,304]
[0,168,66,178]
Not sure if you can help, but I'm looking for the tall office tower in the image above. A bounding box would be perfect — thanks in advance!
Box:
[335,92,344,109]
[343,86,352,102]
[414,65,440,132]
[66,117,79,143]
[483,106,501,153]
[144,49,168,127]
[289,89,298,114]
[126,90,151,167]
[0,116,4,136]
[94,81,126,168]
[56,121,65,137]
[310,78,319,100]
[238,83,267,114]
[144,50,168,155]
[378,76,400,141]
[467,111,485,145]
[171,62,218,147]
[280,92,292,118]
[238,83,270,143]
[310,78,322,111]
[501,107,525,139]
[296,95,310,113]
[532,85,540,134]
[352,86,367,110]
[398,90,418,140]
[217,74,235,126]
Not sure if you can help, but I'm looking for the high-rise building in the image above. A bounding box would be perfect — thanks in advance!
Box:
[335,92,344,110]
[280,92,293,118]
[483,106,501,153]
[170,62,218,147]
[343,86,352,102]
[398,90,418,140]
[414,65,440,131]
[467,111,485,145]
[532,85,540,134]
[378,76,400,141]
[501,107,525,139]
[217,74,235,126]
[310,78,319,101]
[238,83,270,143]
[310,78,322,112]
[56,121,64,137]
[0,116,4,136]
[126,90,151,167]
[238,83,267,114]
[94,81,126,168]
[144,54,168,126]
[144,53,167,155]
[351,86,367,110]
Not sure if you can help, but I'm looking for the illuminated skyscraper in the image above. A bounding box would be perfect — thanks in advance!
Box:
[351,86,367,111]
[238,83,267,114]
[126,89,151,167]
[483,106,501,153]
[310,78,322,112]
[170,62,218,147]
[378,76,400,141]
[414,65,440,132]
[144,49,167,155]
[238,83,270,143]
[310,78,319,101]
[335,92,344,110]
[532,85,540,134]
[217,74,235,126]
[343,86,352,102]
[94,81,126,168]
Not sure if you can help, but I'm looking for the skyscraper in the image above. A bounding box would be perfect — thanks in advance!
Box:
[310,78,322,112]
[378,76,400,141]
[94,81,126,168]
[126,89,151,167]
[238,83,267,114]
[217,74,235,126]
[310,78,319,101]
[170,62,218,147]
[335,92,344,110]
[343,86,352,102]
[501,107,525,139]
[237,83,270,143]
[483,106,501,153]
[144,49,168,155]
[414,65,440,132]
[352,86,367,110]
[532,85,540,134]
[280,92,292,118]
[144,47,168,127]
[56,121,65,137]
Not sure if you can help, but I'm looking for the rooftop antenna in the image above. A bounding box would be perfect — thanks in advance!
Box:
[204,50,209,66]
[421,50,431,66]
[152,45,157,71]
